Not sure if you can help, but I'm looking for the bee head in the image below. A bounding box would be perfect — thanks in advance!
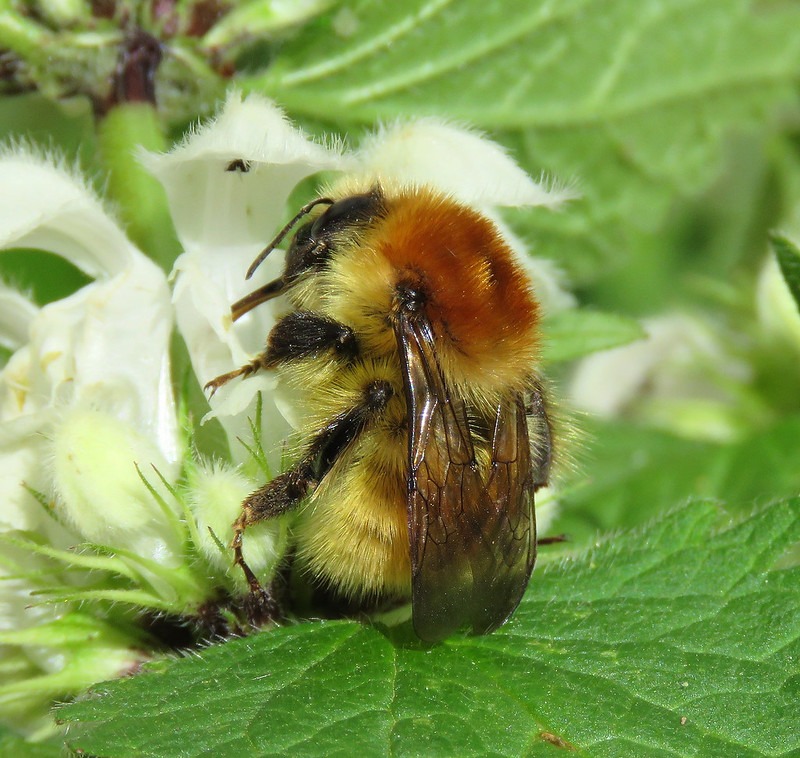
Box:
[284,188,385,282]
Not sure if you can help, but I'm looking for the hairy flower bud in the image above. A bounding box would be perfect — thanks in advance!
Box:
[52,408,181,564]
[188,463,288,583]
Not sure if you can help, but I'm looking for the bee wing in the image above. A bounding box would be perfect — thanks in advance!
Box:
[395,314,538,643]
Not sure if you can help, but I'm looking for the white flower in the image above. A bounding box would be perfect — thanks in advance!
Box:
[53,408,180,562]
[568,313,755,441]
[0,151,183,737]
[141,92,346,467]
[0,131,298,733]
[0,152,177,528]
[354,118,573,209]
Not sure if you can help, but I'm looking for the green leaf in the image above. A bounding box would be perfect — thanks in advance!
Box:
[0,249,92,308]
[59,500,800,757]
[249,0,800,286]
[771,233,800,311]
[541,308,643,363]
[254,0,797,130]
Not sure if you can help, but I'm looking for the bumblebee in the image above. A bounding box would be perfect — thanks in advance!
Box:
[208,181,553,642]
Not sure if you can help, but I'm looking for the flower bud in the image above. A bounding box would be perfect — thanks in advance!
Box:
[51,408,182,563]
[187,462,288,583]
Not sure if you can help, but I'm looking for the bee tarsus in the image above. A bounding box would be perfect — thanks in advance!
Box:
[230,518,283,626]
[204,360,263,397]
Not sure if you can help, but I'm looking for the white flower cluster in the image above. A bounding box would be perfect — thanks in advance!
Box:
[0,92,568,737]
[569,253,800,443]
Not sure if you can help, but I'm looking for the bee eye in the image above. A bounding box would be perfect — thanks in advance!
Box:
[310,192,382,239]
[282,222,321,281]
[292,222,313,247]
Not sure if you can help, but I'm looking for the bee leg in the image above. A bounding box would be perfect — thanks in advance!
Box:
[537,534,567,546]
[261,311,359,365]
[232,379,394,624]
[204,358,266,397]
[231,513,284,627]
[233,379,394,534]
[527,382,563,550]
[232,464,313,627]
[205,311,359,397]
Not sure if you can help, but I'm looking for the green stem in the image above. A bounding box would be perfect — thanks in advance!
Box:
[0,6,52,62]
[97,102,180,271]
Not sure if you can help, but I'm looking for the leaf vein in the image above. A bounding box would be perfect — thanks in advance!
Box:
[279,0,455,86]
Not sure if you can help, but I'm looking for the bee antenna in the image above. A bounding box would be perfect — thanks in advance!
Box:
[246,197,335,280]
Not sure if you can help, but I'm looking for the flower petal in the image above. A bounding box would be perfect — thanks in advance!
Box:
[146,92,345,458]
[0,150,140,278]
[0,286,37,353]
[142,90,346,251]
[0,150,179,465]
[355,119,574,209]
[569,314,751,422]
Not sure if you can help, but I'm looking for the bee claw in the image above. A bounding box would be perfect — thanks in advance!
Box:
[204,360,264,398]
[242,583,282,628]
[204,373,233,397]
